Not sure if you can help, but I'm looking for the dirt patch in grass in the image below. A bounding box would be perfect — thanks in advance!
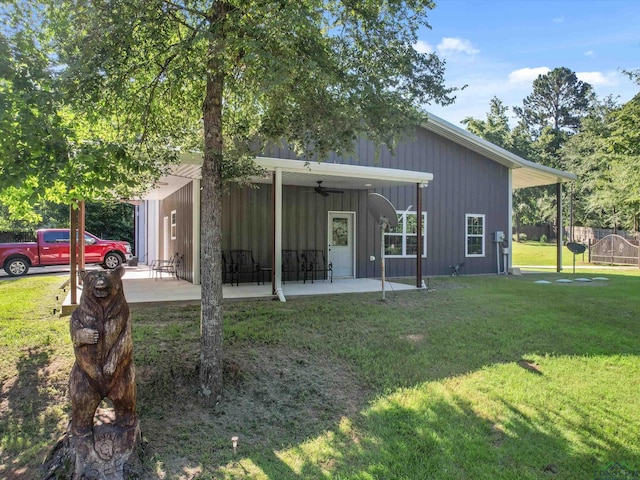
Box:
[222,345,369,443]
[402,334,425,343]
[138,344,372,476]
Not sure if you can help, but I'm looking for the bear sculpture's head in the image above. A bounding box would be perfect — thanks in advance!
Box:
[80,266,126,300]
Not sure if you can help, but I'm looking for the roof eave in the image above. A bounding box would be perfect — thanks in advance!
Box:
[422,112,576,188]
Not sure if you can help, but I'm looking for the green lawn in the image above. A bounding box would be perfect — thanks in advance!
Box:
[511,240,589,267]
[1,272,639,479]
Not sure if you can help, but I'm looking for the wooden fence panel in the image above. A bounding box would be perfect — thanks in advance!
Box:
[589,234,639,266]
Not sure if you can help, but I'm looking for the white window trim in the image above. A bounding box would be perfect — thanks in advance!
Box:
[465,213,485,257]
[170,210,177,240]
[385,211,427,258]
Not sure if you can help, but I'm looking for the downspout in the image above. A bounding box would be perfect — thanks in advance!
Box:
[274,168,285,301]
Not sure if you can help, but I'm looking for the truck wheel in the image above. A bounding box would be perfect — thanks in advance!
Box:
[103,252,123,269]
[5,257,30,277]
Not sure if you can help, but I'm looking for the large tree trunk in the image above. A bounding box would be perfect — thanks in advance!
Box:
[199,18,226,403]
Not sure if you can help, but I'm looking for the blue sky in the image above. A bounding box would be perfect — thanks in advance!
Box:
[417,0,640,126]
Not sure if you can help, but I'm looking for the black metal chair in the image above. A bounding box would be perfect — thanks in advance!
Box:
[301,250,333,283]
[149,254,172,277]
[222,252,231,284]
[153,253,182,281]
[282,250,303,283]
[229,250,260,286]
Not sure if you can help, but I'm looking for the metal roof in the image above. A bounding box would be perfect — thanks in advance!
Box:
[142,113,576,199]
[251,157,432,190]
[423,113,577,189]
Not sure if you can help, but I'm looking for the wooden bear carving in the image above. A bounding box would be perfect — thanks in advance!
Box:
[69,266,136,437]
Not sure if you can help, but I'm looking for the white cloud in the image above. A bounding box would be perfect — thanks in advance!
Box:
[584,50,595,57]
[553,16,564,23]
[437,37,479,55]
[577,71,619,86]
[413,40,434,54]
[508,67,550,83]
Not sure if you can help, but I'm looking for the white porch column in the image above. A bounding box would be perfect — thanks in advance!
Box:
[192,178,201,285]
[275,168,285,301]
[556,182,563,272]
[507,170,513,273]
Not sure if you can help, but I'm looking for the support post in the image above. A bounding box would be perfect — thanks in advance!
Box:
[416,183,423,288]
[507,170,513,273]
[271,172,276,295]
[192,178,201,285]
[78,200,86,279]
[274,168,285,301]
[70,205,78,305]
[381,226,386,300]
[569,184,574,243]
[556,182,562,272]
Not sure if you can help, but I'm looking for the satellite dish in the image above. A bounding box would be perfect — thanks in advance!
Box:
[566,241,586,274]
[566,242,586,254]
[367,193,398,300]
[367,193,398,230]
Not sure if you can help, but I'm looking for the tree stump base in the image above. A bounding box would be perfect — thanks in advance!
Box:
[43,407,145,479]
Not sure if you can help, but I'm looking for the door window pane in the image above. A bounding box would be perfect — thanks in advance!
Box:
[332,218,349,246]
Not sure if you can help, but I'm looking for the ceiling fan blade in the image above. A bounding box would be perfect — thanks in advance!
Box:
[314,180,343,196]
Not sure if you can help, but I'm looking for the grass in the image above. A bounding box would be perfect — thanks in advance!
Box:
[2,272,640,479]
[511,240,590,268]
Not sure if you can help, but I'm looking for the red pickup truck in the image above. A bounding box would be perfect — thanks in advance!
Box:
[0,229,133,277]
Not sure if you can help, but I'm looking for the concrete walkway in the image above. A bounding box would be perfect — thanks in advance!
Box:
[62,265,417,313]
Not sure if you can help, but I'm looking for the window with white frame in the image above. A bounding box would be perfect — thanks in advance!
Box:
[384,211,427,258]
[170,210,177,240]
[465,214,485,257]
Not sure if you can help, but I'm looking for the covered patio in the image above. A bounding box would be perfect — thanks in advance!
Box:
[143,155,434,301]
[62,265,416,312]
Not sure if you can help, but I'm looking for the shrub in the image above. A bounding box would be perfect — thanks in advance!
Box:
[540,234,548,243]
[518,233,528,242]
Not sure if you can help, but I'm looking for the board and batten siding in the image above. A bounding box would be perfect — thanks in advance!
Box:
[160,182,194,283]
[265,125,510,276]
[222,183,374,277]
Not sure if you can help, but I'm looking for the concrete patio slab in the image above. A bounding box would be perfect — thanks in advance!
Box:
[62,265,418,313]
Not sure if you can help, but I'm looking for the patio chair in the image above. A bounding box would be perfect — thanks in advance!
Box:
[153,253,182,281]
[281,250,303,283]
[221,251,230,284]
[149,254,173,278]
[229,250,260,286]
[301,250,333,284]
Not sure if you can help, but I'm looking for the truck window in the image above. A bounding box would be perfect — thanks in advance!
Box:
[43,231,70,244]
[83,233,97,245]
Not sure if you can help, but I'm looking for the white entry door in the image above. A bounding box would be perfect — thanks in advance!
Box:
[328,212,355,278]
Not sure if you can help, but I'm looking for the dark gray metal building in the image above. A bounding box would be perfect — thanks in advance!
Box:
[136,113,575,292]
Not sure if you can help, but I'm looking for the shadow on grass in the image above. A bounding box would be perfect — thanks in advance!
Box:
[0,348,68,479]
[229,387,634,480]
[252,396,499,479]
[129,278,640,478]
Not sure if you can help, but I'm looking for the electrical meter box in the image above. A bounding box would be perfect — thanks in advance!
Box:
[493,231,505,243]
